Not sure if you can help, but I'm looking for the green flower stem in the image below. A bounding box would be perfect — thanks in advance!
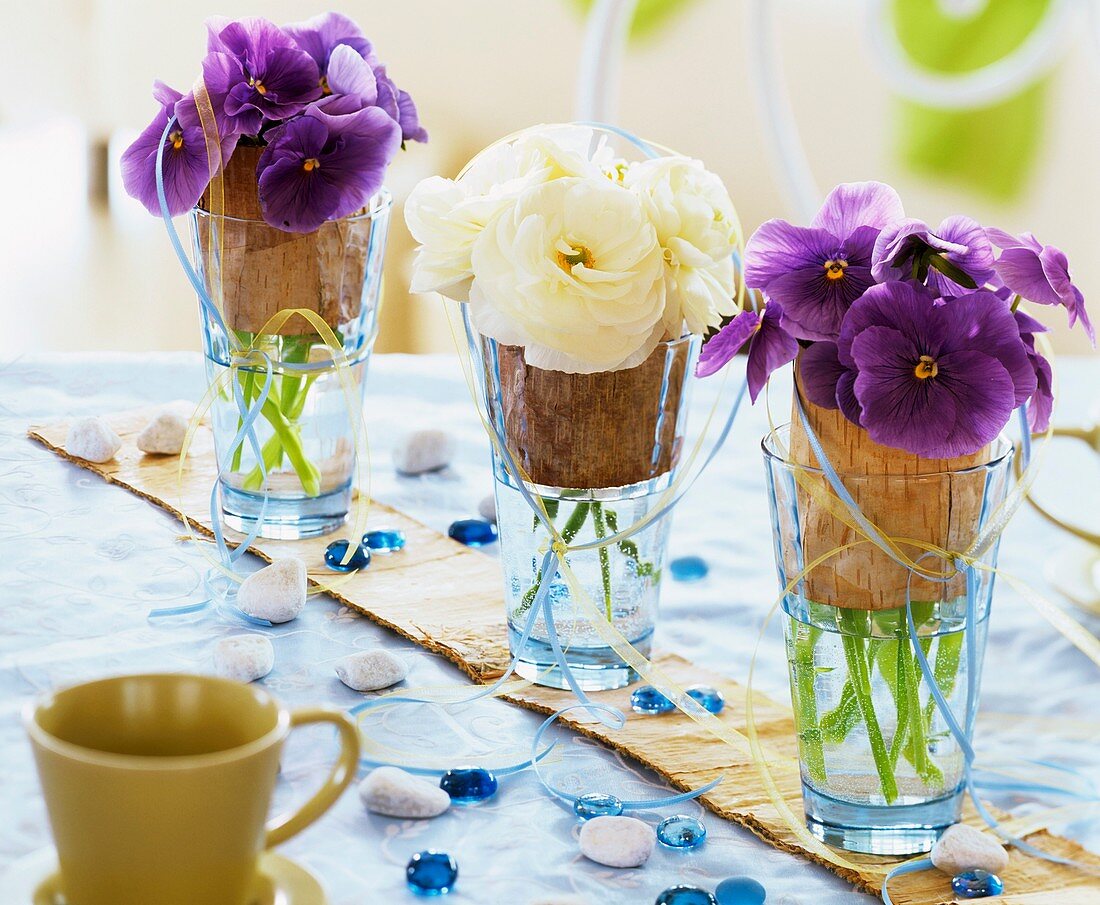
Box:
[838,610,898,804]
[820,680,861,744]
[517,501,591,615]
[241,397,321,496]
[792,624,827,785]
[603,507,656,578]
[592,502,613,621]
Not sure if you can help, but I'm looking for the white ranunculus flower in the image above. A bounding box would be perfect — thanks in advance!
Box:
[404,127,613,302]
[624,156,740,335]
[469,177,666,374]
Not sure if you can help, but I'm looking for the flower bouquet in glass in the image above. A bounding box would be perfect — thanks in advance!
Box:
[701,182,1092,853]
[121,13,427,538]
[405,125,741,689]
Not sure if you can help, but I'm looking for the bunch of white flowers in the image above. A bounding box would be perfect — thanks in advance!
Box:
[405,125,740,373]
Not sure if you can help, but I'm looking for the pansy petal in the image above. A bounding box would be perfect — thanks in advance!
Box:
[811,181,904,238]
[797,341,844,410]
[746,305,798,401]
[995,246,1060,305]
[1026,348,1054,433]
[695,309,759,378]
[397,89,429,143]
[836,368,863,425]
[743,222,837,288]
[935,290,1036,407]
[326,43,378,105]
[935,351,1016,455]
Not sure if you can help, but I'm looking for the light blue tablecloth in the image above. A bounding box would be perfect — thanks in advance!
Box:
[1,352,1098,904]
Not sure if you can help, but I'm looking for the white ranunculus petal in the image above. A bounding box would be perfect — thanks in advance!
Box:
[469,176,666,372]
[625,156,739,335]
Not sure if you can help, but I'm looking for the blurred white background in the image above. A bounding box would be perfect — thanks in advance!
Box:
[1,0,1097,357]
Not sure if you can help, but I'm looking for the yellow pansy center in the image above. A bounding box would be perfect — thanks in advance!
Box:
[250,77,268,96]
[823,258,848,281]
[557,245,595,271]
[168,130,184,151]
[303,158,320,173]
[320,75,332,96]
[914,355,938,380]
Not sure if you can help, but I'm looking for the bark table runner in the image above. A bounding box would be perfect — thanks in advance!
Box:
[28,409,1100,904]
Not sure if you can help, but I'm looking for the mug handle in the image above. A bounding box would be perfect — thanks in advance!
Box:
[264,707,360,848]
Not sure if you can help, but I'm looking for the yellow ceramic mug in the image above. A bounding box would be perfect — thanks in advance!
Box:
[24,673,360,905]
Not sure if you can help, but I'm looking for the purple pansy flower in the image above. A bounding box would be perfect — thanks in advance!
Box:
[989,228,1094,345]
[285,11,373,80]
[871,216,995,299]
[374,64,428,144]
[204,16,322,123]
[121,83,238,216]
[1014,308,1054,432]
[696,303,799,402]
[257,105,401,232]
[284,12,427,145]
[837,282,1036,457]
[743,182,904,342]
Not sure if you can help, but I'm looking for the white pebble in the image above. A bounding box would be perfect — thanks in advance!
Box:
[578,815,655,868]
[931,823,1009,876]
[478,493,497,523]
[358,766,450,818]
[137,410,189,455]
[65,417,121,464]
[769,897,807,905]
[237,557,307,624]
[335,649,409,691]
[213,635,274,683]
[393,429,454,475]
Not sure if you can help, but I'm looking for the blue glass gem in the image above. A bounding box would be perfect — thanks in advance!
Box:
[670,555,709,582]
[406,850,458,896]
[631,685,675,715]
[951,870,1004,899]
[573,793,625,819]
[686,685,725,714]
[447,518,498,547]
[363,527,406,552]
[439,766,498,803]
[714,877,767,905]
[656,815,708,849]
[655,886,718,905]
[323,539,371,572]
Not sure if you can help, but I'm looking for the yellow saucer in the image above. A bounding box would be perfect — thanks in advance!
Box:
[2,847,327,905]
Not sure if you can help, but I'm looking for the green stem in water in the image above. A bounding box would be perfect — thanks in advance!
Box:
[792,623,827,785]
[517,501,591,615]
[592,502,613,621]
[924,630,964,728]
[820,680,861,744]
[838,609,898,804]
[241,397,322,496]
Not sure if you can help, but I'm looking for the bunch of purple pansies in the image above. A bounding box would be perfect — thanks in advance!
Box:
[698,182,1092,458]
[121,12,427,233]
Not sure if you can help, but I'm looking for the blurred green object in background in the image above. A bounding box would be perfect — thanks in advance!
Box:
[892,0,1054,202]
[571,0,698,41]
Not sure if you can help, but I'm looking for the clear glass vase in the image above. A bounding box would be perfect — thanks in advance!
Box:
[191,191,391,539]
[480,333,699,691]
[762,425,1014,854]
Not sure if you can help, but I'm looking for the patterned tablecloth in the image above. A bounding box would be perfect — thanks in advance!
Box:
[1,352,1099,904]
